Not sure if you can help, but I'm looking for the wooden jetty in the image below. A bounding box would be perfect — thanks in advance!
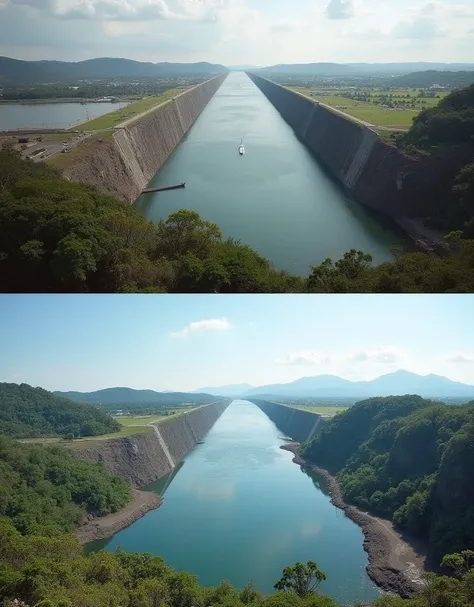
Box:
[141,182,185,194]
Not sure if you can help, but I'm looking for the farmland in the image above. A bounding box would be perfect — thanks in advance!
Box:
[287,404,349,417]
[75,87,186,130]
[290,86,448,129]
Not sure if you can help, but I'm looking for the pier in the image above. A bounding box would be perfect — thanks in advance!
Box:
[141,182,185,194]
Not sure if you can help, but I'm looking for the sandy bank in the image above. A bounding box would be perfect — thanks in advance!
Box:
[76,489,162,545]
[281,443,427,598]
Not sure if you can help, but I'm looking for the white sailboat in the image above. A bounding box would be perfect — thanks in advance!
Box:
[239,139,245,155]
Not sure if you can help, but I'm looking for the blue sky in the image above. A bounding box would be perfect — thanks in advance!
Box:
[0,1,473,64]
[1,295,473,392]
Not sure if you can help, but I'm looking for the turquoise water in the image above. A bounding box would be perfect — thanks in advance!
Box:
[90,402,380,606]
[136,72,406,275]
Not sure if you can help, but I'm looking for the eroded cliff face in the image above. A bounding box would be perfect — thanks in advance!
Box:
[63,74,228,204]
[251,399,323,442]
[72,402,229,488]
[246,73,470,221]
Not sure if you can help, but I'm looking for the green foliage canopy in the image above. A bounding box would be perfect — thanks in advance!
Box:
[303,396,474,558]
[0,383,121,438]
[0,436,131,536]
[2,145,474,292]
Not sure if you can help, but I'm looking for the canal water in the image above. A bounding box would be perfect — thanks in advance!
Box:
[0,101,129,130]
[89,402,380,606]
[136,72,404,275]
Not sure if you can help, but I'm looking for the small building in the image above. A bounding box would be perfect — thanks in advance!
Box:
[18,137,29,144]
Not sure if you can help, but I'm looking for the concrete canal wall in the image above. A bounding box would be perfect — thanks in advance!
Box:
[63,74,228,203]
[246,73,468,223]
[251,399,324,443]
[72,401,229,487]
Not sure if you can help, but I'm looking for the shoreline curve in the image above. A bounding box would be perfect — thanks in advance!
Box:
[281,442,427,598]
[76,489,162,545]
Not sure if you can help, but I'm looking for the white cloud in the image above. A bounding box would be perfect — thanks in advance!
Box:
[6,0,229,21]
[275,350,332,366]
[446,352,474,364]
[326,0,354,19]
[276,346,406,367]
[171,317,232,339]
[2,0,474,63]
[348,346,403,364]
[391,17,443,39]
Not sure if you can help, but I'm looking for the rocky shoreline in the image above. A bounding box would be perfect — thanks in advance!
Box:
[281,443,427,598]
[76,489,162,545]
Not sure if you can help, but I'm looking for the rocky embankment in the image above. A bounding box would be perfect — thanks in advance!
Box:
[76,489,162,544]
[62,74,227,204]
[73,403,229,543]
[281,443,426,598]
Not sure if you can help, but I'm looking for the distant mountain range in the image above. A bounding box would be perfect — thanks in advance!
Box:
[55,371,474,406]
[253,62,474,76]
[54,388,214,406]
[242,371,474,399]
[227,65,261,71]
[190,384,254,397]
[193,371,474,399]
[0,56,229,83]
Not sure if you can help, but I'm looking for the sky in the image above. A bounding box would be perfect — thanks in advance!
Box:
[1,294,474,392]
[0,1,473,65]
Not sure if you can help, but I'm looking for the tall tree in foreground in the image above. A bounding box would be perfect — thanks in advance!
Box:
[273,561,327,598]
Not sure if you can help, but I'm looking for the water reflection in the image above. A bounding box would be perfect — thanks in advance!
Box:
[86,403,380,605]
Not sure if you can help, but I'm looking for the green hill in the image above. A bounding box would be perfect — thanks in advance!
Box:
[0,436,131,535]
[303,396,474,558]
[0,382,121,438]
[397,83,474,234]
[400,83,474,149]
[55,387,214,407]
[0,56,229,83]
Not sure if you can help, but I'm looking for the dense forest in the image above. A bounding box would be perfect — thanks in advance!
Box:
[1,513,473,607]
[0,383,120,438]
[0,436,131,536]
[1,146,474,293]
[1,397,473,606]
[0,81,196,101]
[399,84,474,149]
[302,396,474,559]
[0,57,228,83]
[392,70,474,89]
[397,84,474,234]
[55,388,215,408]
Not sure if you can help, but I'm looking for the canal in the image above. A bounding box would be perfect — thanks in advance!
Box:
[89,402,380,606]
[136,72,405,276]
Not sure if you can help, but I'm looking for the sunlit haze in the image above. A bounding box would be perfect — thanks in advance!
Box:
[1,0,473,64]
[1,294,473,392]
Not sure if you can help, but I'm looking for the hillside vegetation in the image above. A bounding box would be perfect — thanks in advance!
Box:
[0,56,228,83]
[397,84,474,234]
[399,84,474,149]
[0,436,131,536]
[1,146,474,293]
[1,516,474,607]
[303,396,474,558]
[55,388,214,408]
[0,383,120,438]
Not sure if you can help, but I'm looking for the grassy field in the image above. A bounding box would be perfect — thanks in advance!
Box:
[20,414,165,449]
[291,405,348,417]
[292,86,448,128]
[75,88,186,131]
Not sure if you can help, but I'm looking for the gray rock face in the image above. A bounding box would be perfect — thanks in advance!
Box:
[72,402,229,487]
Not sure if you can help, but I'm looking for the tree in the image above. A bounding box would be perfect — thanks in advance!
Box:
[441,550,474,578]
[273,562,327,598]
